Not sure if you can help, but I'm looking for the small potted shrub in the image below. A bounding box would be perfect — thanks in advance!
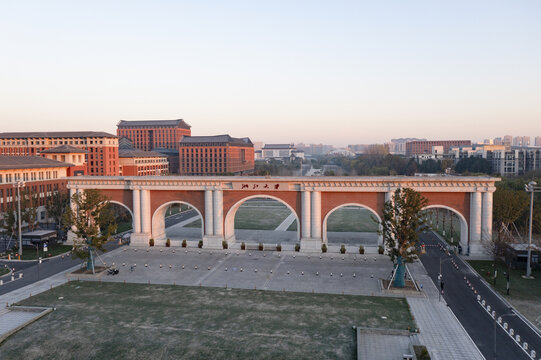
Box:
[276,243,282,252]
[340,244,346,254]
[378,245,384,254]
[258,242,263,251]
[181,239,187,248]
[321,243,327,253]
[241,242,246,250]
[149,238,155,247]
[222,240,228,249]
[295,243,300,252]
[359,245,364,254]
[198,240,203,248]
[165,238,171,247]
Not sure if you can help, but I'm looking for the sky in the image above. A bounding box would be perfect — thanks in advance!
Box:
[1,1,540,146]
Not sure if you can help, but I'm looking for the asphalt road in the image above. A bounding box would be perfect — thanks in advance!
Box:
[420,231,541,360]
[164,209,198,228]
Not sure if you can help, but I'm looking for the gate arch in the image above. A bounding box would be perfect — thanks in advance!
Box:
[422,205,468,248]
[322,203,383,245]
[224,195,300,242]
[151,201,204,241]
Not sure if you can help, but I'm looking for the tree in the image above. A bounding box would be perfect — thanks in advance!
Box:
[63,189,117,272]
[21,189,40,232]
[46,189,70,237]
[381,188,429,288]
[455,157,491,174]
[493,186,528,242]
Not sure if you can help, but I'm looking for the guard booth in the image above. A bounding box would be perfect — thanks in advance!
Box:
[505,243,541,270]
[21,230,58,247]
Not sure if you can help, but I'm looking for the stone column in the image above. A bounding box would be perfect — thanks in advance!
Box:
[310,191,322,239]
[481,191,493,242]
[140,189,151,235]
[301,190,311,239]
[204,190,214,236]
[469,191,482,254]
[213,190,223,236]
[66,187,78,244]
[132,188,141,233]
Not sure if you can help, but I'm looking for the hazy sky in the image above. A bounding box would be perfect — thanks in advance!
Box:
[1,1,540,146]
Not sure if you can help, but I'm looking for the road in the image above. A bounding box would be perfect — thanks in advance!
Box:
[420,231,541,360]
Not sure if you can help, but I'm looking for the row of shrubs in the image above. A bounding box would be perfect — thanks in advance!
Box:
[150,238,385,255]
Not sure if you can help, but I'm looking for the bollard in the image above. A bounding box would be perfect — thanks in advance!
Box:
[270,270,273,274]
[316,272,319,276]
[145,264,148,267]
[330,273,333,277]
[354,257,356,261]
[182,265,185,269]
[370,274,374,278]
[194,265,198,270]
[340,273,343,277]
[530,350,535,358]
[353,273,356,278]
[491,310,495,318]
[320,256,322,259]
[208,267,211,271]
[11,275,14,281]
[240,268,243,272]
[516,335,520,343]
[503,322,508,330]
[123,263,126,266]
[0,280,2,285]
[286,270,289,275]
[523,342,528,350]
[497,316,502,324]
[254,269,257,273]
[225,267,228,271]
[477,295,481,301]
[481,300,485,306]
[487,305,491,312]
[169,264,172,269]
[160,264,163,268]
[301,271,304,275]
[510,329,514,336]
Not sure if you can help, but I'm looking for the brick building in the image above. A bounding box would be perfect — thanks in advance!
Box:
[0,156,72,226]
[119,149,169,176]
[405,140,471,156]
[0,131,119,176]
[41,145,87,176]
[179,135,254,175]
[116,119,191,152]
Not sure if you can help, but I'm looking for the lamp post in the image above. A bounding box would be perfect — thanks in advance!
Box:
[13,180,25,257]
[524,181,540,278]
[493,310,516,360]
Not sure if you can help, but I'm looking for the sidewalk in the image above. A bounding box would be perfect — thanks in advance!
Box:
[407,260,485,360]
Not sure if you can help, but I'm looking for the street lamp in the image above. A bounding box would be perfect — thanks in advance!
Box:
[493,310,516,360]
[13,180,25,257]
[524,181,540,278]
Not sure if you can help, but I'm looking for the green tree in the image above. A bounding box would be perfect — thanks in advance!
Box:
[46,189,70,236]
[21,189,40,232]
[63,189,117,272]
[381,188,429,288]
[493,186,528,241]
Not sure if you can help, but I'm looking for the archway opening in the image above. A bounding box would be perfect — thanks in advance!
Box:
[103,201,133,236]
[224,196,300,245]
[323,204,382,247]
[422,206,468,250]
[152,201,203,244]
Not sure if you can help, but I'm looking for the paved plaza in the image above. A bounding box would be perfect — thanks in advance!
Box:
[0,246,485,359]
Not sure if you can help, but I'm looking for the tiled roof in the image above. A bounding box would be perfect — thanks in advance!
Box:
[41,145,88,154]
[117,119,191,129]
[0,131,116,139]
[0,156,71,170]
[180,135,253,146]
[119,149,168,158]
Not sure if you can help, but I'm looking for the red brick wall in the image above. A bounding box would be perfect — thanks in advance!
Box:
[150,190,205,219]
[321,192,385,221]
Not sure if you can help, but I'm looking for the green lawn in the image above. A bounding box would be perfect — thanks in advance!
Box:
[1,281,415,360]
[115,221,132,234]
[0,267,10,276]
[468,260,541,329]
[234,203,291,230]
[327,207,379,232]
[7,244,73,260]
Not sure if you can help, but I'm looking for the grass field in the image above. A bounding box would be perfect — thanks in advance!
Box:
[178,202,380,234]
[7,244,73,260]
[1,281,415,360]
[468,260,541,329]
[327,207,379,232]
[0,266,9,276]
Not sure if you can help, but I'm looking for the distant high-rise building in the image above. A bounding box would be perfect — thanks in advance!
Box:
[493,137,503,145]
[535,136,541,147]
[503,135,513,147]
[117,119,191,152]
[405,140,471,156]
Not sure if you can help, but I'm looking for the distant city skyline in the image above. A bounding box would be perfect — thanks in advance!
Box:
[1,1,540,146]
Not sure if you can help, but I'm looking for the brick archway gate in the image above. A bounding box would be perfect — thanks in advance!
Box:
[67,176,499,255]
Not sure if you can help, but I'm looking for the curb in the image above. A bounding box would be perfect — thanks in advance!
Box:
[0,307,53,344]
